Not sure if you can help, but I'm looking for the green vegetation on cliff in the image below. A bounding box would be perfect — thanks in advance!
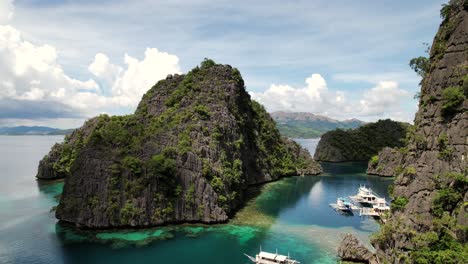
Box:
[372,178,468,264]
[38,59,321,228]
[368,1,468,263]
[441,86,465,117]
[313,119,409,162]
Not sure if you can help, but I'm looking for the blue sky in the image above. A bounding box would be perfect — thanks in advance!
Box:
[0,0,446,128]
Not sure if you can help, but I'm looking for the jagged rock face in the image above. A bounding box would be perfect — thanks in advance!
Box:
[37,143,67,180]
[371,1,468,262]
[314,119,409,162]
[38,60,322,228]
[337,234,378,264]
[37,118,101,180]
[367,147,404,176]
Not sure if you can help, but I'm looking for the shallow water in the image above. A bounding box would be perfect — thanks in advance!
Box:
[0,136,393,264]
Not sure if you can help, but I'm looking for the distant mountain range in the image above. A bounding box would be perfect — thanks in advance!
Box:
[0,126,74,135]
[1,112,363,137]
[271,111,365,138]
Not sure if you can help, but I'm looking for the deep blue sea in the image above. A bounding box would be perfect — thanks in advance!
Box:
[0,136,393,264]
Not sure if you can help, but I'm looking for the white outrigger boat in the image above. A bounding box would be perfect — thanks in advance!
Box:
[245,249,300,264]
[359,197,390,217]
[330,197,359,212]
[349,184,380,206]
[347,185,390,218]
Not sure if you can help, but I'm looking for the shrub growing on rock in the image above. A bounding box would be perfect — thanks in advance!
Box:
[370,155,379,166]
[432,188,463,217]
[409,56,429,77]
[441,86,464,117]
[391,197,409,211]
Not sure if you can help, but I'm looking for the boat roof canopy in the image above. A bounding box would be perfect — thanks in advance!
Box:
[259,251,288,262]
[276,255,287,261]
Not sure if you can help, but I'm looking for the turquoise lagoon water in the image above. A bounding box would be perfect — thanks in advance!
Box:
[0,136,393,264]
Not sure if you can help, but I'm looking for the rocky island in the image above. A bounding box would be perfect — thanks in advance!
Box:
[313,119,409,162]
[36,59,321,228]
[343,0,467,262]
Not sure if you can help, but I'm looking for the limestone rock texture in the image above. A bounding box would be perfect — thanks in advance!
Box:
[338,234,378,264]
[366,147,404,177]
[36,60,321,228]
[370,1,468,262]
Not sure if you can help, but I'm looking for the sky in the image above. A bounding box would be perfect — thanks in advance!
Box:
[0,0,447,128]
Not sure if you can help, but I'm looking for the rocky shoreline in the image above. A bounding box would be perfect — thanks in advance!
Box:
[338,234,378,264]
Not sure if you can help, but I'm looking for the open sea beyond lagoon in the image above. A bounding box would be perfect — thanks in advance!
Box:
[0,136,393,264]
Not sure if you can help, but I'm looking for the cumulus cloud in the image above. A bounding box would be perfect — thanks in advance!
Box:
[0,0,412,125]
[250,73,347,115]
[0,23,181,121]
[88,53,122,85]
[0,25,100,115]
[89,48,181,107]
[359,81,409,116]
[250,74,411,122]
[0,0,14,24]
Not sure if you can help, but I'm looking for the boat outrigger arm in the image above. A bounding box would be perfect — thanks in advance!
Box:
[244,253,256,263]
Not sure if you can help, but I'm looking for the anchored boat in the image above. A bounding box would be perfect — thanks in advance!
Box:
[347,185,390,218]
[330,197,358,212]
[245,249,300,264]
[349,184,380,206]
[359,197,390,217]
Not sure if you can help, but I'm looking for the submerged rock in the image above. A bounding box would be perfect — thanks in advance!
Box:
[37,59,322,228]
[337,234,378,264]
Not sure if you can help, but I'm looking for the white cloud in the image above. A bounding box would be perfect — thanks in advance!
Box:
[0,23,181,120]
[105,48,181,107]
[18,87,45,100]
[250,73,347,115]
[88,48,181,107]
[1,0,426,127]
[0,0,13,24]
[251,74,412,122]
[88,53,122,85]
[0,25,99,106]
[359,81,409,116]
